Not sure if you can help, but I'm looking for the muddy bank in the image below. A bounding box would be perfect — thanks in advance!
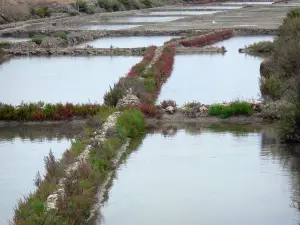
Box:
[0,52,11,64]
[3,46,147,56]
[147,113,266,126]
[4,45,225,56]
[0,27,277,39]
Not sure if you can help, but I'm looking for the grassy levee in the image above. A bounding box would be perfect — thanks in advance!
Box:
[0,103,104,121]
[12,108,145,225]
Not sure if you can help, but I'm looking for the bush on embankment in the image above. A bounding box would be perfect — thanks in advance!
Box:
[104,45,176,111]
[244,41,274,54]
[179,29,234,47]
[0,103,104,121]
[97,0,156,11]
[126,46,156,78]
[12,108,145,225]
[259,8,300,140]
[208,101,254,119]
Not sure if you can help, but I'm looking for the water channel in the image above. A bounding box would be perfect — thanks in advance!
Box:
[0,56,141,105]
[187,5,242,9]
[77,24,141,30]
[149,10,220,15]
[158,35,274,105]
[99,125,300,225]
[0,124,82,224]
[107,16,184,23]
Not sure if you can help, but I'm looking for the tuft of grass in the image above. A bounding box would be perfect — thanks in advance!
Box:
[34,7,51,18]
[52,31,68,40]
[245,41,274,54]
[208,102,253,118]
[116,109,145,139]
[0,42,10,48]
[31,35,45,45]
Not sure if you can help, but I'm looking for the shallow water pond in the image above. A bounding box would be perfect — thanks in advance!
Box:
[77,36,177,48]
[0,124,80,224]
[187,5,242,9]
[100,126,300,225]
[77,24,141,30]
[158,36,273,105]
[149,10,220,15]
[107,16,184,23]
[0,56,141,105]
[0,37,30,43]
[225,1,273,4]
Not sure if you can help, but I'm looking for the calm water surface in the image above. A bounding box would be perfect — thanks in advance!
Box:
[100,127,300,225]
[225,1,273,4]
[77,36,177,48]
[158,36,274,105]
[0,56,141,105]
[150,10,220,15]
[0,38,30,43]
[107,16,184,23]
[0,125,78,224]
[187,5,242,9]
[78,24,141,30]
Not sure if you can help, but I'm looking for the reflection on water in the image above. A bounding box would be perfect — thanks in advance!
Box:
[0,56,141,105]
[77,36,177,48]
[158,36,274,105]
[100,125,300,225]
[150,10,220,15]
[0,125,78,224]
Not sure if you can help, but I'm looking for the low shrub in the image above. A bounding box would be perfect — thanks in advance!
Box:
[52,31,67,40]
[179,29,234,47]
[0,42,10,48]
[246,41,274,53]
[104,85,124,107]
[139,102,157,117]
[126,46,156,78]
[0,103,104,121]
[34,7,51,18]
[208,102,253,118]
[97,0,126,11]
[31,35,45,45]
[284,7,300,23]
[116,108,145,139]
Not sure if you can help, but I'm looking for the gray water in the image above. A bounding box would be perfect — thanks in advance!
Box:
[0,125,79,224]
[149,10,220,15]
[77,36,177,48]
[158,36,274,105]
[100,126,300,225]
[77,24,141,30]
[0,56,141,105]
[187,5,242,9]
[225,1,273,4]
[0,38,30,43]
[107,16,184,23]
